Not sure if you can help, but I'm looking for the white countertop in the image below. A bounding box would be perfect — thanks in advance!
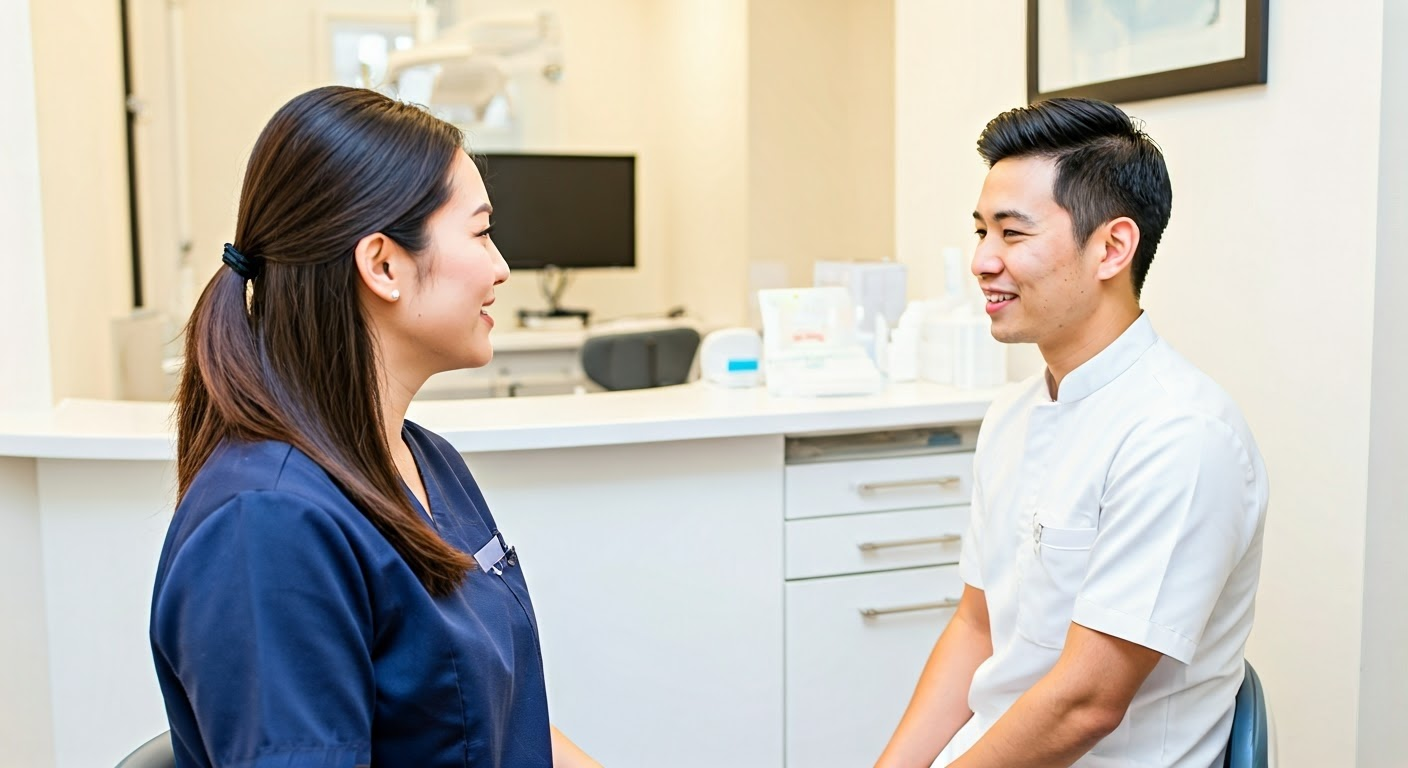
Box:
[0,381,997,461]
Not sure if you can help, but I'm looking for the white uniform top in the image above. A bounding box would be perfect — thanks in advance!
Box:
[936,313,1269,768]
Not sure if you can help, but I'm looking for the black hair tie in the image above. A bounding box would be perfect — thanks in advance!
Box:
[222,243,263,281]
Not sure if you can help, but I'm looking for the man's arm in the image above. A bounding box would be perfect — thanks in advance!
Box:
[875,585,994,768]
[947,623,1162,768]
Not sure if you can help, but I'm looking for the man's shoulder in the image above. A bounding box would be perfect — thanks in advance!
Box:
[1120,340,1266,490]
[1133,339,1255,434]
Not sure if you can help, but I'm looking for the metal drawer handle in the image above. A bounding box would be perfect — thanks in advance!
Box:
[856,476,962,495]
[859,598,961,619]
[857,534,961,552]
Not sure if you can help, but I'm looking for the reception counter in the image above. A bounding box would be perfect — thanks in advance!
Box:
[0,382,996,768]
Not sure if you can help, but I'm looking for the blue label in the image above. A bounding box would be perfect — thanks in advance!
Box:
[726,359,760,372]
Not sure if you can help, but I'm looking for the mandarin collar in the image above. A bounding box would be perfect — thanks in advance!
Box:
[1046,313,1158,403]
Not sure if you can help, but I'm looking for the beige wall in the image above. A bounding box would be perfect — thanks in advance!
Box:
[180,0,323,301]
[896,1,1387,764]
[748,0,895,289]
[644,0,751,327]
[29,0,133,401]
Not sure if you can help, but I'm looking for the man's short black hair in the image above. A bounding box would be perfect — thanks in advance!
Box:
[976,98,1172,299]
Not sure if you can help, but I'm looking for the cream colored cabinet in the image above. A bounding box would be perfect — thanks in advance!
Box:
[783,429,977,768]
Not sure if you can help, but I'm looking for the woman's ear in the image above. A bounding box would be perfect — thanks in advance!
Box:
[1095,216,1141,283]
[354,232,406,303]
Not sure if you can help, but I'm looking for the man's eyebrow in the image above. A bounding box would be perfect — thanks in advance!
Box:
[972,209,1037,227]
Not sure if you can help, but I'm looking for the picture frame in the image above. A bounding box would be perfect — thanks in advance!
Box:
[1026,0,1268,104]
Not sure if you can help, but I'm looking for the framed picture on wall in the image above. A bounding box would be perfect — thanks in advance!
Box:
[1027,0,1269,104]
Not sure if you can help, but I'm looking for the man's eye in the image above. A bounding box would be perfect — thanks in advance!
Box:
[974,229,987,239]
[1003,230,1027,238]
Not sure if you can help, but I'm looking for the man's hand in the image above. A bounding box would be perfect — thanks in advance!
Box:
[947,623,1162,768]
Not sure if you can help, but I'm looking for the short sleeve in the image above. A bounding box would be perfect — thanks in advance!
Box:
[1071,415,1257,663]
[151,491,375,767]
[958,476,987,590]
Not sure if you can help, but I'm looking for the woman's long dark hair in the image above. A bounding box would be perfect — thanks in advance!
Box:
[176,86,474,595]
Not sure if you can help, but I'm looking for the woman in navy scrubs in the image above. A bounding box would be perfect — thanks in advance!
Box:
[150,86,600,768]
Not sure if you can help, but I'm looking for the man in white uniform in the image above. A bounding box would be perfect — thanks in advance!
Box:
[876,98,1269,767]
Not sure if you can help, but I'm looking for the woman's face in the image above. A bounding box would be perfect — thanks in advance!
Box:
[396,151,510,375]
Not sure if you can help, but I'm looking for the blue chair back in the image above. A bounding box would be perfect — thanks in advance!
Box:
[115,730,174,768]
[1224,660,1269,768]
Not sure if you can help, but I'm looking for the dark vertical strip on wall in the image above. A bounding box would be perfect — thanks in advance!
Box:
[118,0,144,308]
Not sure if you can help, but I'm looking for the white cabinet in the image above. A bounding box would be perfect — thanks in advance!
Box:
[784,451,974,520]
[467,436,786,768]
[786,566,964,768]
[783,430,976,768]
[785,505,968,580]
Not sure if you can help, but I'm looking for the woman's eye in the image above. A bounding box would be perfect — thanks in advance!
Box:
[476,225,495,239]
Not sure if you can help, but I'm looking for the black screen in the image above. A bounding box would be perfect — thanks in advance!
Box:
[477,153,636,270]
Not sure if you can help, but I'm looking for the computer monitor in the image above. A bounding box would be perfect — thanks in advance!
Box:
[477,153,636,270]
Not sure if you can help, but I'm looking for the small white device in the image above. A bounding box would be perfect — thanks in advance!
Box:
[699,328,763,388]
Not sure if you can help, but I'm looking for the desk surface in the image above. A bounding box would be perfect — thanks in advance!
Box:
[0,381,998,461]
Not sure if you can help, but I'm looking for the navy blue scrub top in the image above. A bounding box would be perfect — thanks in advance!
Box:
[150,422,552,767]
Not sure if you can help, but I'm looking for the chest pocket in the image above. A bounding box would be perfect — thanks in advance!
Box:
[1016,521,1098,649]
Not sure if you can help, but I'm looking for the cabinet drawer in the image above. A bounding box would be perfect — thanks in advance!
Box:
[785,565,963,768]
[783,451,973,520]
[786,506,968,580]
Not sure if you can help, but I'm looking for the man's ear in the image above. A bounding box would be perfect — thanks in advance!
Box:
[1094,216,1141,283]
[354,232,405,303]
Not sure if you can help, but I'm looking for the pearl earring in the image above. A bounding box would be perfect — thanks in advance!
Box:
[390,289,400,301]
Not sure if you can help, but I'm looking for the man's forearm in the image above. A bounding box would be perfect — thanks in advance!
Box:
[945,624,1162,768]
[943,674,1117,768]
[875,587,993,768]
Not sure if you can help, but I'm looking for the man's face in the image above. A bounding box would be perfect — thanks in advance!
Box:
[970,155,1102,351]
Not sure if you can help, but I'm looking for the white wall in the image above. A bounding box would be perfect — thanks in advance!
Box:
[896,1,1387,764]
[1,0,52,411]
[1358,0,1408,762]
[29,0,133,401]
[0,458,54,768]
[2,1,58,762]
